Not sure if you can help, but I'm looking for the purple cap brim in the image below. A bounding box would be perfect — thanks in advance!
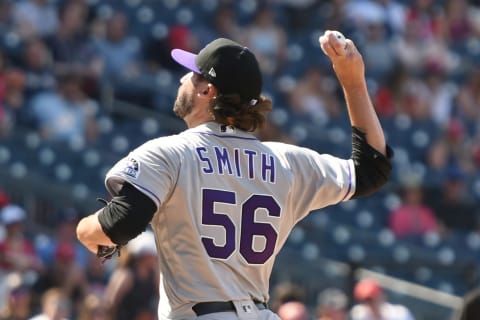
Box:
[171,49,201,74]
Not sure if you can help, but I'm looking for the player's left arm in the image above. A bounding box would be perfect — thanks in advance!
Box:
[76,181,157,255]
[76,210,114,254]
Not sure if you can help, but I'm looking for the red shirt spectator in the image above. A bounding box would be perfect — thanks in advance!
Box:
[388,181,440,238]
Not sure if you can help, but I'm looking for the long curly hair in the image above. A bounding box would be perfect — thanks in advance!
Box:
[209,93,273,132]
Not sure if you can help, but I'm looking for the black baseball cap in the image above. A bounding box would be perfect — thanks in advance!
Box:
[171,38,262,104]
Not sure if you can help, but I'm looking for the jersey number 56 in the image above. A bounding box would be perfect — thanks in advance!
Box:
[201,188,281,264]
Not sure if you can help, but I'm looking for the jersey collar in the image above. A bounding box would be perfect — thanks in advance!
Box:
[186,121,257,139]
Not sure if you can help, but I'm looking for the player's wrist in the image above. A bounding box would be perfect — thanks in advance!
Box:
[341,80,368,95]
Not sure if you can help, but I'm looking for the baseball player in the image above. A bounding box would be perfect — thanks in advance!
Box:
[76,31,393,320]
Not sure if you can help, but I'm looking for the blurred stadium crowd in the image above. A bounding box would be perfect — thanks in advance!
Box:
[0,0,480,319]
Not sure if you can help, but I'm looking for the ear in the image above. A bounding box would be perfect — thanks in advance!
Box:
[197,83,217,98]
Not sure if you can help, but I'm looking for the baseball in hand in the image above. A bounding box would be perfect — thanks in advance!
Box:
[319,30,347,54]
[332,31,347,49]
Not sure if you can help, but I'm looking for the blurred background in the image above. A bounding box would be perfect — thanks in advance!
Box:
[0,0,480,319]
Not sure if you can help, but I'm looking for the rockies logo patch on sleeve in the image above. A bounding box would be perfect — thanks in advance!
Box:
[122,157,140,178]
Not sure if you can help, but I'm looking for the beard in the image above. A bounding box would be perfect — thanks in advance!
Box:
[173,90,194,119]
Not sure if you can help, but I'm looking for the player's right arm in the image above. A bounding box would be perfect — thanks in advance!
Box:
[319,30,386,155]
[319,30,393,198]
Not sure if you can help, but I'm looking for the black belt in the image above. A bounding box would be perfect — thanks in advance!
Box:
[192,300,267,316]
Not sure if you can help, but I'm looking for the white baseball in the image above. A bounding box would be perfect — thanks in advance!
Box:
[319,30,347,54]
[333,30,347,49]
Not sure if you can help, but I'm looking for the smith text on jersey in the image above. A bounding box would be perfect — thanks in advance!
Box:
[195,146,276,183]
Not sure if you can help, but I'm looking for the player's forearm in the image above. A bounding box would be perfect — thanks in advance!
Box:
[76,210,116,254]
[343,82,387,156]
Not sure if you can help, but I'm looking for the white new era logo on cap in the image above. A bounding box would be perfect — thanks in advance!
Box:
[208,67,216,77]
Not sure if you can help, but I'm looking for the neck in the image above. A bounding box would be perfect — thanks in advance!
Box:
[184,113,215,129]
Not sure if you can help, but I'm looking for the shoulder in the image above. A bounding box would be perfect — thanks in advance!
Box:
[136,133,192,155]
[263,141,314,156]
[264,141,338,165]
[128,134,193,166]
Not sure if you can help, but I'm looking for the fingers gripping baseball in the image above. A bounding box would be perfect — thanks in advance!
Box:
[319,30,348,57]
[319,30,365,89]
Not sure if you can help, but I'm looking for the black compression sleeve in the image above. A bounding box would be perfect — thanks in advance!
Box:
[351,126,393,199]
[97,182,156,245]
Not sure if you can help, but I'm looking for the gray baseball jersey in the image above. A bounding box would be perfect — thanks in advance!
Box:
[105,122,355,319]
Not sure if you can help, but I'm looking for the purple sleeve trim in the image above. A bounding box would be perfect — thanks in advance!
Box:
[106,174,161,208]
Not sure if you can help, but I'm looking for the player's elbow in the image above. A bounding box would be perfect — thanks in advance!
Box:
[76,219,87,244]
[350,127,393,199]
[352,146,393,198]
[353,161,392,198]
[97,182,157,245]
[76,215,98,249]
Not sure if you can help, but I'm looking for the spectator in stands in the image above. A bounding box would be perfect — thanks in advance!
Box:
[83,253,109,295]
[395,73,432,120]
[0,204,44,274]
[319,0,348,32]
[33,242,87,316]
[242,5,287,75]
[393,9,456,78]
[350,278,415,320]
[427,118,475,183]
[0,273,34,320]
[288,66,342,123]
[0,0,12,34]
[388,174,441,238]
[455,66,480,126]
[94,11,158,107]
[20,37,56,98]
[443,0,475,44]
[392,17,429,74]
[12,0,58,39]
[316,287,349,320]
[372,64,408,117]
[374,0,407,36]
[405,0,444,41]
[422,62,456,127]
[270,282,307,314]
[94,12,141,85]
[46,0,101,84]
[29,287,71,320]
[0,49,26,137]
[212,4,242,42]
[103,230,159,320]
[28,71,99,143]
[410,0,457,73]
[427,166,480,232]
[359,18,397,82]
[0,190,9,209]
[36,207,89,269]
[277,301,309,320]
[277,0,319,31]
[144,22,200,75]
[77,293,109,320]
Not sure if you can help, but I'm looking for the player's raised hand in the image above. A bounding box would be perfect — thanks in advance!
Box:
[319,30,365,90]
